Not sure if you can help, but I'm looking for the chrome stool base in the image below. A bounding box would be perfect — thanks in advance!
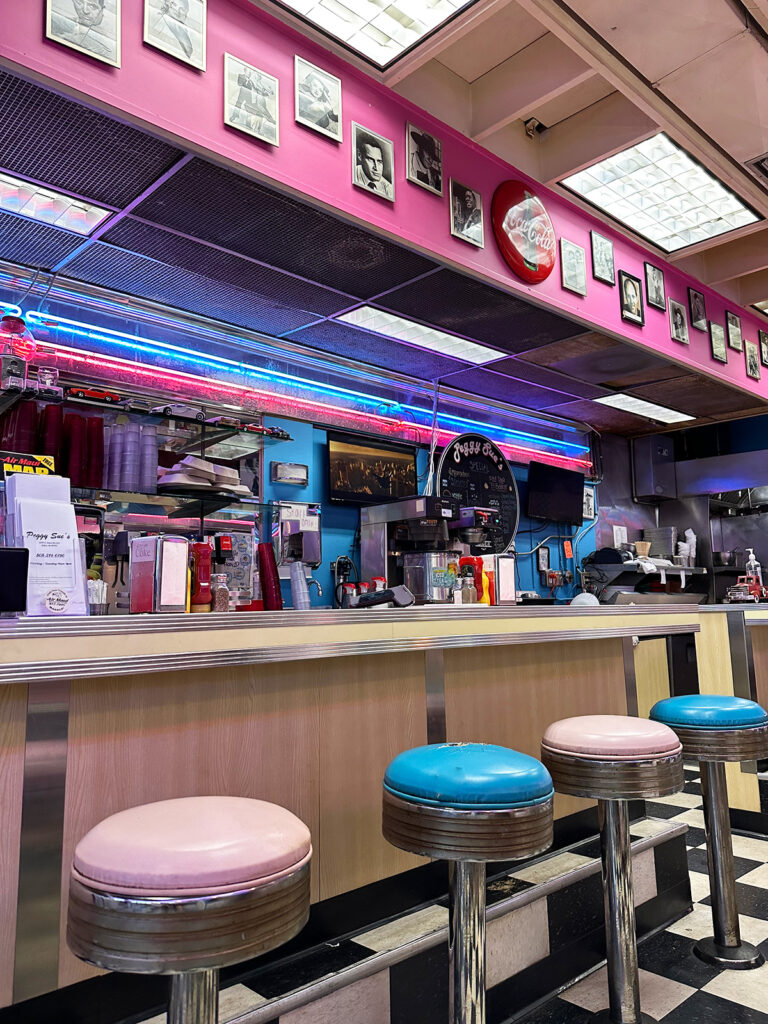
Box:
[694,936,765,970]
[170,970,219,1024]
[590,1010,654,1024]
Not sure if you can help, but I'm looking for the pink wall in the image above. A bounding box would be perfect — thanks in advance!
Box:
[2,0,767,405]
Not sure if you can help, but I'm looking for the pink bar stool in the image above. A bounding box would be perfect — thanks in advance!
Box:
[66,797,312,1024]
[542,716,684,1024]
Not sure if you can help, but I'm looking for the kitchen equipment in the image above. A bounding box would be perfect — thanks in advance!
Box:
[402,550,460,604]
[360,495,459,588]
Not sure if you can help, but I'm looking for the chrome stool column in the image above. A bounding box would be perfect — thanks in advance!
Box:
[382,743,554,1024]
[67,796,312,1024]
[650,694,768,970]
[542,715,684,1024]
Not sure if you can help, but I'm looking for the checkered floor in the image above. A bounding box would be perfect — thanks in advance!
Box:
[521,766,768,1022]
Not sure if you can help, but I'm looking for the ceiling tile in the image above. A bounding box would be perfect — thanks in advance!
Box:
[0,211,84,270]
[482,356,608,399]
[439,366,573,409]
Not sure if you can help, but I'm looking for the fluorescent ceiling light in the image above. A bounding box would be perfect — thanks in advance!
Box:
[754,300,768,315]
[336,305,503,364]
[561,134,759,253]
[273,0,474,66]
[594,393,695,424]
[0,173,111,236]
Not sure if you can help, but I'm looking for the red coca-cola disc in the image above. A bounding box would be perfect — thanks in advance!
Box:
[492,180,556,284]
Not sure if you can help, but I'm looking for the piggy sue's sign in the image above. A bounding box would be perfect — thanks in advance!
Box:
[491,180,556,284]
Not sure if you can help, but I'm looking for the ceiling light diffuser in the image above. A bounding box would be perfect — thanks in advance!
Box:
[272,0,474,67]
[594,393,694,424]
[562,134,759,253]
[336,306,503,364]
[0,172,111,236]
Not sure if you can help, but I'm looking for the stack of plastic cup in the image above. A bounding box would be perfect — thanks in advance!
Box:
[139,424,158,494]
[120,422,141,492]
[107,424,123,491]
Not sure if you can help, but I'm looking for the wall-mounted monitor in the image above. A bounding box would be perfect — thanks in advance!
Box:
[526,461,585,525]
[327,432,417,505]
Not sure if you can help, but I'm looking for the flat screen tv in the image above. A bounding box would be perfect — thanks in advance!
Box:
[327,432,417,505]
[526,461,585,524]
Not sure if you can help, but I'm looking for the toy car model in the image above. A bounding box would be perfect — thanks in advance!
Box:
[151,403,205,422]
[205,414,241,428]
[726,574,768,603]
[242,423,267,434]
[128,398,154,413]
[265,426,291,440]
[66,385,122,403]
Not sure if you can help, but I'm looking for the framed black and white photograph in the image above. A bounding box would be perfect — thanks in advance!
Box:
[144,0,205,70]
[669,298,689,345]
[406,124,442,196]
[760,329,768,367]
[619,270,644,326]
[46,0,121,66]
[644,262,666,310]
[224,55,278,146]
[710,321,727,364]
[294,56,341,142]
[352,123,395,202]
[745,340,761,381]
[726,310,743,351]
[688,287,707,331]
[583,485,595,521]
[560,238,587,296]
[590,231,614,285]
[450,180,484,247]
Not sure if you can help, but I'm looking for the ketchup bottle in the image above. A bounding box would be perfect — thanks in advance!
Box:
[190,542,212,612]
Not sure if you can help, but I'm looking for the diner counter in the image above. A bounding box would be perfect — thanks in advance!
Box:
[0,604,702,684]
[0,604,701,1007]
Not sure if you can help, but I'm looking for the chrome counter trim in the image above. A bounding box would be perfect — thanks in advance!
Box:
[0,604,703,640]
[13,680,70,1003]
[1,623,700,685]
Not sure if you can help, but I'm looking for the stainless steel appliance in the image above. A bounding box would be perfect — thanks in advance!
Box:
[402,550,461,604]
[360,496,459,601]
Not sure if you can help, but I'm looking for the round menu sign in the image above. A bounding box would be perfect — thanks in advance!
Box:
[492,180,556,284]
[436,433,519,553]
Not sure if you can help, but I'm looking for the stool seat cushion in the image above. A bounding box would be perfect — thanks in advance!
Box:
[384,743,553,809]
[542,715,681,761]
[73,797,312,897]
[650,695,768,730]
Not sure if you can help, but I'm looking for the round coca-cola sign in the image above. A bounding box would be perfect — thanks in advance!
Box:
[492,180,556,284]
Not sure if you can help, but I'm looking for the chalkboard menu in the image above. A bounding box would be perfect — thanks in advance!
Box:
[436,433,519,553]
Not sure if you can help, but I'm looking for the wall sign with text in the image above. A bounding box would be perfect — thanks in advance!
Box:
[492,180,557,284]
[0,452,55,478]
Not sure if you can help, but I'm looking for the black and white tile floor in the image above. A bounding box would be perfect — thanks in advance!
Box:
[522,766,768,1022]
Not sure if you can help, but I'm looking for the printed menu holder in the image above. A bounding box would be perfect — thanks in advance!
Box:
[18,496,88,616]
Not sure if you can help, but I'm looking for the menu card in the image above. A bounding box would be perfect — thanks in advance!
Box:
[18,496,87,615]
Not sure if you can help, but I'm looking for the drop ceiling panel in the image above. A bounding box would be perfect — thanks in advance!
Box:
[440,366,574,409]
[0,211,85,269]
[285,319,469,380]
[482,356,608,399]
[103,218,354,316]
[544,398,659,435]
[132,159,438,298]
[378,269,583,351]
[437,9,546,83]
[0,70,183,207]
[630,376,761,417]
[569,0,744,84]
[518,332,675,386]
[64,244,324,335]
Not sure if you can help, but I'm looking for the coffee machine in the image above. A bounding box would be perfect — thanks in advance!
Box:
[360,495,460,604]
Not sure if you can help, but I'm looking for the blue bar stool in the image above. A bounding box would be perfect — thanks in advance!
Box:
[650,695,768,969]
[382,742,554,1024]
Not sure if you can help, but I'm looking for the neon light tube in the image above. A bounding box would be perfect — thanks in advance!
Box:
[42,339,592,470]
[0,303,22,317]
[26,311,589,454]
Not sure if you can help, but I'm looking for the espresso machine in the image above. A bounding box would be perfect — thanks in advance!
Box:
[360,495,460,604]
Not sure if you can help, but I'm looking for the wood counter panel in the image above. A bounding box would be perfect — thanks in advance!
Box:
[443,639,627,820]
[315,653,427,900]
[0,685,27,1006]
[58,662,322,988]
[750,627,768,711]
[695,614,760,813]
[634,640,670,719]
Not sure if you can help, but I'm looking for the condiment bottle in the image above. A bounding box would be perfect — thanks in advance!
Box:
[462,577,478,603]
[479,570,491,605]
[190,542,212,613]
[211,573,230,612]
